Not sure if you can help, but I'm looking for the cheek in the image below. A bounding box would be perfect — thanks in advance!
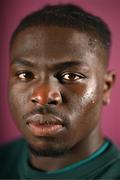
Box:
[8,86,28,120]
[67,80,102,126]
[8,87,31,134]
[67,80,98,109]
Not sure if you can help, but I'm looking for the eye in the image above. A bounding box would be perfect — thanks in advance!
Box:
[59,72,86,82]
[15,71,35,81]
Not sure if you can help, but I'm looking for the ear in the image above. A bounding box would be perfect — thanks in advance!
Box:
[103,70,116,105]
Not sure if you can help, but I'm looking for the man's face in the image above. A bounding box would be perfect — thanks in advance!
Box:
[9,26,106,156]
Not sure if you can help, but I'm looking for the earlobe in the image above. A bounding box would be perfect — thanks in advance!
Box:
[103,70,116,105]
[103,97,110,105]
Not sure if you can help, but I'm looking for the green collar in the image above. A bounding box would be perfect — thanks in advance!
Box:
[18,140,118,179]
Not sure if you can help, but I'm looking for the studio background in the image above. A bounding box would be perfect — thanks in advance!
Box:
[0,0,120,147]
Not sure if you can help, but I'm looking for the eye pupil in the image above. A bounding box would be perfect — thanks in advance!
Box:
[25,72,32,78]
[63,73,79,81]
[69,74,76,80]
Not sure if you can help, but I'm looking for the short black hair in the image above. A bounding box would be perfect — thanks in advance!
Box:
[10,4,111,62]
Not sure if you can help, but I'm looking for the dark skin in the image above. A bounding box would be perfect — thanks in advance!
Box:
[8,26,115,171]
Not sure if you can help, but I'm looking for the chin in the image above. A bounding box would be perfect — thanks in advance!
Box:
[28,139,72,157]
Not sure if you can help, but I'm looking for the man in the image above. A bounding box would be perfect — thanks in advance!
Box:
[0,4,120,179]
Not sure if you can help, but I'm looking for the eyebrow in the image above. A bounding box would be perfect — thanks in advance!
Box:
[11,58,35,68]
[52,61,89,70]
[11,58,89,70]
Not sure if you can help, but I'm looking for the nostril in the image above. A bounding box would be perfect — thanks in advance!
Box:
[48,91,62,105]
[31,95,42,104]
[31,98,37,103]
[48,100,58,105]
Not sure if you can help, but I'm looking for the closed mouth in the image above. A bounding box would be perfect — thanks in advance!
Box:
[26,114,65,136]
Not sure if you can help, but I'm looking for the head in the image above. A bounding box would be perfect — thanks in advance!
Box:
[8,4,115,157]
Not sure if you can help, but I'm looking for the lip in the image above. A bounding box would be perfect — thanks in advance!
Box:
[26,114,65,136]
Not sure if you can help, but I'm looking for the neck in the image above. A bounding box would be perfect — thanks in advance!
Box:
[29,125,104,172]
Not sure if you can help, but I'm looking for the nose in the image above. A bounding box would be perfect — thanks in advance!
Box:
[31,84,62,106]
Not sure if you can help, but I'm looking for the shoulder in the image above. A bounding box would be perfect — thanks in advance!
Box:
[0,138,26,160]
[0,138,25,156]
[105,140,120,164]
[0,138,26,178]
[98,140,120,179]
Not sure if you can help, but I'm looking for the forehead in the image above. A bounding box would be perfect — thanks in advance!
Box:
[10,26,101,67]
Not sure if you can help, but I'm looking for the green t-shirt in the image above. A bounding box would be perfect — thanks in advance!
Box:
[0,138,120,179]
